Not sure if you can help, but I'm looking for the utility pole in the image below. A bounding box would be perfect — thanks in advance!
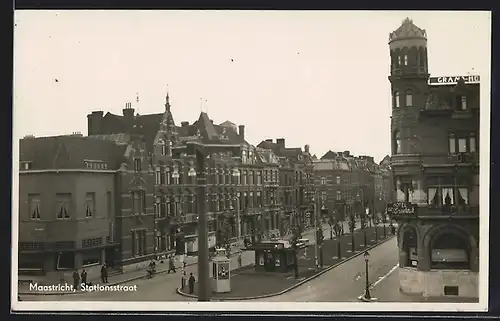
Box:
[314,193,319,272]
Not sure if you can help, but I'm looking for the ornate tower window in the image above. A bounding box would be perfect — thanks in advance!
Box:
[405,90,413,107]
[394,91,400,108]
[161,141,167,156]
[393,131,402,154]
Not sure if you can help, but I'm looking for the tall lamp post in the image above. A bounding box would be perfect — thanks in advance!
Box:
[231,169,241,239]
[358,251,375,302]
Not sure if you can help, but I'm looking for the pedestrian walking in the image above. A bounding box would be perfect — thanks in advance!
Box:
[188,273,196,294]
[237,253,242,268]
[72,270,80,291]
[101,264,108,283]
[168,256,176,274]
[80,269,87,286]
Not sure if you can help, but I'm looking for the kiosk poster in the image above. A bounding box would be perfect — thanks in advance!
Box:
[218,262,230,279]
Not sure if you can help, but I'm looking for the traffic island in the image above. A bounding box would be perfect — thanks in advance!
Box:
[177,228,395,300]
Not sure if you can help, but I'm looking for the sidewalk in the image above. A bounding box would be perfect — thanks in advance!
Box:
[18,249,240,295]
[178,227,394,300]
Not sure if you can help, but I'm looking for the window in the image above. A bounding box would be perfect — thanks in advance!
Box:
[321,177,326,185]
[85,193,95,218]
[321,192,327,203]
[161,142,167,156]
[155,167,161,185]
[56,193,71,219]
[405,90,413,107]
[132,190,146,215]
[166,198,171,216]
[155,197,162,218]
[131,229,147,257]
[134,158,142,172]
[257,171,262,185]
[430,232,470,270]
[426,176,469,207]
[106,192,112,218]
[404,54,408,66]
[29,194,41,219]
[56,251,75,270]
[461,96,467,110]
[393,131,402,154]
[449,133,476,154]
[398,56,401,66]
[470,134,476,153]
[336,176,340,184]
[449,134,456,154]
[336,191,341,201]
[394,91,400,108]
[243,171,247,185]
[82,249,101,267]
[165,170,171,185]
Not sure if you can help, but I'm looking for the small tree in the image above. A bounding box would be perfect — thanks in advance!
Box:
[348,214,356,252]
[373,214,380,241]
[290,225,303,279]
[380,211,388,238]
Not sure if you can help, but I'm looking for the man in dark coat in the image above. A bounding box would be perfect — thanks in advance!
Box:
[101,264,108,283]
[188,273,196,294]
[72,270,80,291]
[80,269,87,286]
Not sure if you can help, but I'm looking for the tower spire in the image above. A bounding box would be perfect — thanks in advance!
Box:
[165,85,170,112]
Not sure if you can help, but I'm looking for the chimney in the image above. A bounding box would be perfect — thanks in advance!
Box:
[122,102,135,118]
[87,110,104,136]
[343,150,350,157]
[265,139,273,143]
[276,138,285,148]
[238,125,245,140]
[181,121,189,127]
[337,152,343,157]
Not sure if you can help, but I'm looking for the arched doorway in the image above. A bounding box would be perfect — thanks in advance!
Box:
[430,232,471,270]
[402,227,418,267]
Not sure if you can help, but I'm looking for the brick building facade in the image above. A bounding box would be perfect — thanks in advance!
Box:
[256,139,315,236]
[313,151,392,223]
[18,134,126,280]
[388,18,479,299]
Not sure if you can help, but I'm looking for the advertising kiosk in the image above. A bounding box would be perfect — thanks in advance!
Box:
[245,240,305,273]
[211,248,231,293]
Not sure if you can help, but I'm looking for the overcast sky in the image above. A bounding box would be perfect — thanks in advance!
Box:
[13,10,491,162]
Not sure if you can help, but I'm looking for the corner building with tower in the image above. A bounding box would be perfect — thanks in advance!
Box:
[388,19,479,299]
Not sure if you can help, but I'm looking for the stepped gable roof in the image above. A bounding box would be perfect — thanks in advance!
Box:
[389,17,427,43]
[20,135,125,170]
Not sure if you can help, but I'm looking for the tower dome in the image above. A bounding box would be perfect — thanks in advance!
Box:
[389,18,427,49]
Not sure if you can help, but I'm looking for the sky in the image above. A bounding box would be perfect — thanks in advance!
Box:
[13,10,491,163]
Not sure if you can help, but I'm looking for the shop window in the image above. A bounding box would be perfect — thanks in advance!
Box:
[430,232,470,270]
[56,251,75,270]
[82,249,101,267]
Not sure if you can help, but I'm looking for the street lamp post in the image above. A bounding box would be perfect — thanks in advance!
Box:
[313,194,319,272]
[362,251,372,301]
[232,169,241,239]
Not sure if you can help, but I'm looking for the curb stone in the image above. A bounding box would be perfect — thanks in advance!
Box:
[176,235,396,301]
[19,250,243,296]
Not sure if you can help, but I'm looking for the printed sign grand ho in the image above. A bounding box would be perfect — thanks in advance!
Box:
[429,75,480,85]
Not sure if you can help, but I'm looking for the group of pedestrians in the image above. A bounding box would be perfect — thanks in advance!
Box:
[71,264,109,290]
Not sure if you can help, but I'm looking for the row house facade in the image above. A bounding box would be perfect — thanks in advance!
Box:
[313,150,391,222]
[257,138,314,236]
[388,18,479,298]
